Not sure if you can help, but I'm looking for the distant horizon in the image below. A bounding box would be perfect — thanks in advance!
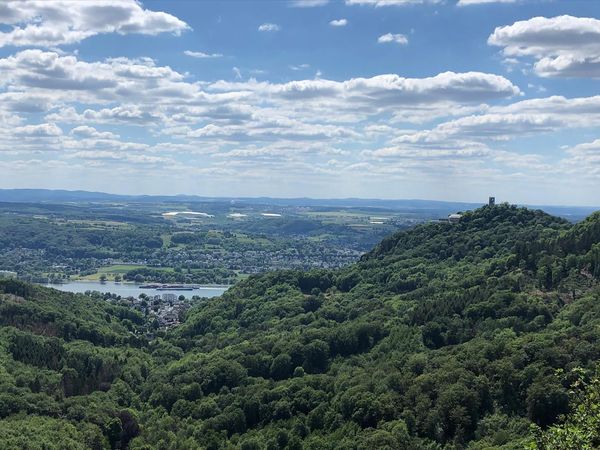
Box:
[0,187,597,210]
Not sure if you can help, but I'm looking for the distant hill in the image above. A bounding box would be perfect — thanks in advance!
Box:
[1,204,600,448]
[0,189,126,203]
[0,188,596,221]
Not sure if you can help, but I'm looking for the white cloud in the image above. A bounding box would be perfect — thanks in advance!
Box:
[187,116,358,143]
[566,139,600,158]
[0,92,54,113]
[0,49,521,157]
[0,50,198,106]
[368,146,490,160]
[258,23,281,32]
[561,139,600,178]
[384,93,600,147]
[534,55,600,78]
[488,95,600,130]
[68,150,170,166]
[47,106,163,126]
[0,0,189,48]
[70,125,119,140]
[418,113,563,141]
[3,45,567,199]
[14,123,62,137]
[330,19,348,27]
[378,33,408,45]
[449,114,559,138]
[489,15,600,78]
[290,64,311,71]
[527,83,547,93]
[184,50,223,59]
[209,72,519,106]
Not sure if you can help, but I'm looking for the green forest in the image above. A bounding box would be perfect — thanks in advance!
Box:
[1,204,600,449]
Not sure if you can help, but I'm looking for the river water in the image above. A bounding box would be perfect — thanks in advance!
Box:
[43,280,229,298]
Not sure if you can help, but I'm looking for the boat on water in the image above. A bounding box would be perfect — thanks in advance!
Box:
[139,284,197,291]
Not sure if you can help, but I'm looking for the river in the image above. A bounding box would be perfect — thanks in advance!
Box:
[43,280,229,298]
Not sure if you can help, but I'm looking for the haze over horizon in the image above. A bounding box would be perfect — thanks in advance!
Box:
[1,187,599,212]
[0,0,599,205]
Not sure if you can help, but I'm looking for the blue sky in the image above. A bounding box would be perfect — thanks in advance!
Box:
[0,0,599,205]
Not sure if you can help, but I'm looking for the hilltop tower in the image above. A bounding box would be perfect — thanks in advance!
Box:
[489,196,496,207]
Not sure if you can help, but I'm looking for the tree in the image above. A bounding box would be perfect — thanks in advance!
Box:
[527,378,569,428]
[270,354,292,380]
[302,340,330,373]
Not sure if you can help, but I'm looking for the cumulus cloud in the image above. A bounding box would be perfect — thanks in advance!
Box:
[330,19,348,27]
[534,55,600,78]
[0,47,524,178]
[0,50,198,106]
[395,113,564,145]
[566,139,600,158]
[70,125,119,139]
[435,113,563,140]
[184,50,223,59]
[368,146,490,160]
[14,123,63,137]
[562,139,600,178]
[187,116,358,143]
[0,0,189,48]
[209,72,520,106]
[488,95,600,129]
[384,93,600,148]
[488,15,600,77]
[258,23,281,32]
[47,106,164,126]
[378,33,408,45]
[3,44,566,196]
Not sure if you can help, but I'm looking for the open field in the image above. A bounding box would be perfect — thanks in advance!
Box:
[76,264,147,280]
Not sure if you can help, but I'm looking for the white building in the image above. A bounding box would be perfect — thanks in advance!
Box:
[448,213,463,224]
[0,270,17,279]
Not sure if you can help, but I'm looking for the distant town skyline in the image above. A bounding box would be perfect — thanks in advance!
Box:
[0,0,599,206]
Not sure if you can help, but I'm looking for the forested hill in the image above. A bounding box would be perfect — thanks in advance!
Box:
[1,204,600,449]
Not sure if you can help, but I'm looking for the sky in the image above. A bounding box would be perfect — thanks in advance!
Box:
[0,0,599,206]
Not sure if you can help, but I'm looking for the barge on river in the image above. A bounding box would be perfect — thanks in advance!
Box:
[139,284,197,291]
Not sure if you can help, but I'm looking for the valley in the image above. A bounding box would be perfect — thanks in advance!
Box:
[1,203,599,448]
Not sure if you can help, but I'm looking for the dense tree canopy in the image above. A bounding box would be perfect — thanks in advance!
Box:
[1,204,599,449]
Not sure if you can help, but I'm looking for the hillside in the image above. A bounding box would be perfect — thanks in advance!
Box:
[1,204,600,449]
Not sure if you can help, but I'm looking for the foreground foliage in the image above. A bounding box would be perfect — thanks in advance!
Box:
[532,368,600,450]
[1,204,599,449]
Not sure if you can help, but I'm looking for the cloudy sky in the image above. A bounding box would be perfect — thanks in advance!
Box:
[0,0,599,205]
